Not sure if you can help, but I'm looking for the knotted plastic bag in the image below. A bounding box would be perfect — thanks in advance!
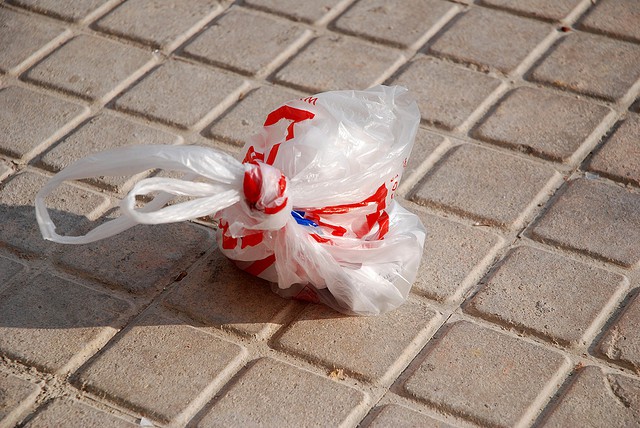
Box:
[36,85,425,315]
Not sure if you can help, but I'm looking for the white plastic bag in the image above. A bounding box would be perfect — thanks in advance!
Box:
[36,85,425,315]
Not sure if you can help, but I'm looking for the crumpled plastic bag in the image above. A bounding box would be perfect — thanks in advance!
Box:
[36,85,425,315]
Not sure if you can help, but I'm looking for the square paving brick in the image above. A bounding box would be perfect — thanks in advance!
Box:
[597,293,640,373]
[0,170,109,256]
[466,246,626,347]
[0,272,131,373]
[578,0,640,44]
[6,0,111,22]
[412,144,559,230]
[75,312,246,424]
[25,398,136,427]
[429,8,553,73]
[197,358,367,427]
[0,255,24,287]
[393,57,501,130]
[0,372,39,425]
[478,0,583,21]
[473,87,610,163]
[413,211,503,302]
[588,113,640,187]
[94,0,221,49]
[273,35,404,93]
[244,0,343,23]
[530,32,640,101]
[333,0,457,49]
[113,60,248,129]
[530,178,640,267]
[57,220,212,295]
[204,85,298,146]
[0,8,66,73]
[163,251,296,339]
[542,367,640,427]
[275,298,441,383]
[368,404,456,428]
[403,129,445,180]
[39,112,181,193]
[23,35,153,101]
[182,8,308,76]
[402,321,568,427]
[0,86,87,160]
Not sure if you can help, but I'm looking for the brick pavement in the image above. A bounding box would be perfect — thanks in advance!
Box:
[0,0,639,427]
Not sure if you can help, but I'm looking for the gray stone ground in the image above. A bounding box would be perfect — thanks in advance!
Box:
[1,0,639,427]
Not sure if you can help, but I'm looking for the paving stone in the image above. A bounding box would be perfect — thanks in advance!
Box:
[467,246,626,347]
[76,312,246,424]
[588,113,640,187]
[113,60,248,129]
[0,372,39,424]
[0,160,12,182]
[368,404,456,428]
[0,86,87,160]
[429,8,552,73]
[542,366,640,427]
[0,255,23,287]
[403,321,568,428]
[198,357,366,427]
[530,178,640,268]
[333,0,457,49]
[403,129,444,180]
[578,0,640,44]
[244,0,343,23]
[39,112,181,193]
[597,293,640,373]
[0,272,130,373]
[412,144,559,230]
[0,170,109,256]
[6,0,111,22]
[163,251,295,339]
[0,7,66,73]
[204,85,298,146]
[393,57,501,130]
[474,87,610,163]
[94,0,221,49]
[23,35,153,101]
[478,0,582,21]
[25,398,136,427]
[275,298,440,383]
[273,35,403,93]
[413,211,503,302]
[530,32,640,101]
[182,8,308,76]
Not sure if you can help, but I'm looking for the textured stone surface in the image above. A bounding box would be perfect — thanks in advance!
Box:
[0,86,86,160]
[0,272,130,373]
[531,179,640,267]
[25,398,136,427]
[182,8,307,76]
[244,0,343,23]
[578,0,640,43]
[204,85,298,146]
[276,299,440,383]
[588,113,640,187]
[23,35,152,101]
[39,112,181,193]
[598,294,640,373]
[0,372,39,424]
[430,8,552,73]
[0,160,12,182]
[94,0,220,48]
[412,144,559,230]
[530,32,640,101]
[542,367,640,427]
[0,255,24,287]
[0,7,66,73]
[6,0,111,22]
[198,358,366,427]
[467,246,626,347]
[367,404,456,428]
[76,313,246,423]
[403,321,568,427]
[393,57,501,130]
[478,0,582,21]
[113,60,248,129]
[413,211,503,302]
[274,35,403,93]
[474,87,610,163]
[334,0,457,49]
[403,129,444,180]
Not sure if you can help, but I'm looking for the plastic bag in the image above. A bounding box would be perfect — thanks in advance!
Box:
[36,85,425,315]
